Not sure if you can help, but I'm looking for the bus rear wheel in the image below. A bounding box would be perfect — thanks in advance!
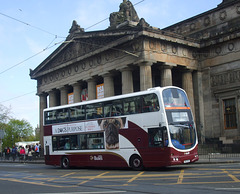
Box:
[130,155,143,170]
[61,157,70,169]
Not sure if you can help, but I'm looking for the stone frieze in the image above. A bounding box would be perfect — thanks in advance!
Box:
[211,69,240,87]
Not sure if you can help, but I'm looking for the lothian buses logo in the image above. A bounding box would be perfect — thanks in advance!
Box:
[90,155,103,161]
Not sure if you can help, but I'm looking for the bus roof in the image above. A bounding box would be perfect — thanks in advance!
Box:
[43,86,182,112]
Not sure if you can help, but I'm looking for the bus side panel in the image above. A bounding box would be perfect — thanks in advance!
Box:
[140,147,172,167]
[45,155,62,166]
[44,125,52,136]
[45,152,129,168]
[120,121,171,168]
[87,152,129,168]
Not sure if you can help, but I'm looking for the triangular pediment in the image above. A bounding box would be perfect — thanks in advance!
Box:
[30,29,140,79]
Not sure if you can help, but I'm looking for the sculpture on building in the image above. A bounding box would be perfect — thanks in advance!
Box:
[109,0,139,28]
[137,18,150,28]
[67,20,84,40]
[69,20,84,34]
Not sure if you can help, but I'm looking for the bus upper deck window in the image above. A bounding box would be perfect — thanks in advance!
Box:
[142,94,160,113]
[70,106,85,121]
[45,111,57,124]
[163,88,190,107]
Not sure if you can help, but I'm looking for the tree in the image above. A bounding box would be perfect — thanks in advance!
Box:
[0,104,11,129]
[0,105,11,153]
[2,119,34,148]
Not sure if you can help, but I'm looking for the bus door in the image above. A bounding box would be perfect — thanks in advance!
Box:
[145,126,169,167]
[148,126,168,148]
[44,136,52,160]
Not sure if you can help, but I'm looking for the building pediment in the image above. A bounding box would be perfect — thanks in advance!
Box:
[30,26,200,80]
[30,29,140,79]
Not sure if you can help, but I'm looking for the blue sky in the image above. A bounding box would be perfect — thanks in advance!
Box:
[0,0,222,128]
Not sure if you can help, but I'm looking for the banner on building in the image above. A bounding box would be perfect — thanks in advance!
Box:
[68,93,74,104]
[96,84,104,99]
[81,88,88,101]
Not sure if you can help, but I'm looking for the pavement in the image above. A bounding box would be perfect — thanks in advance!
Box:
[1,154,240,165]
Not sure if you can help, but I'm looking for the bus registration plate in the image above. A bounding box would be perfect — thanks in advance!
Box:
[184,160,190,163]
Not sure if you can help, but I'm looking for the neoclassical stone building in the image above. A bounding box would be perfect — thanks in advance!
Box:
[30,0,240,150]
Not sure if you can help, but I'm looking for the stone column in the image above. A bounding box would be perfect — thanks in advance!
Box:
[59,86,68,105]
[87,79,96,100]
[161,65,173,86]
[39,93,47,147]
[139,62,152,91]
[120,67,133,94]
[182,70,195,117]
[103,73,114,97]
[193,71,205,143]
[72,82,82,103]
[49,90,57,107]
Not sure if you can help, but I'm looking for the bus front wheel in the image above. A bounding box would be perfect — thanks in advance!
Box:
[61,157,70,169]
[130,155,143,170]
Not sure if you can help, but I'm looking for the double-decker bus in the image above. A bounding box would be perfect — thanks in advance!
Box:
[43,86,198,170]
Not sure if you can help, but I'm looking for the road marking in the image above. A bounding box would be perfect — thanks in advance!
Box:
[96,184,137,187]
[78,171,109,185]
[61,172,76,177]
[155,181,236,185]
[0,177,77,188]
[222,169,240,182]
[72,173,183,179]
[127,171,144,183]
[2,166,240,189]
[177,170,184,184]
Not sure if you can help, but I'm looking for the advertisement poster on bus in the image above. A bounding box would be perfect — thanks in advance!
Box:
[52,122,85,135]
[85,120,101,132]
[52,120,102,135]
[98,117,127,149]
[52,117,128,150]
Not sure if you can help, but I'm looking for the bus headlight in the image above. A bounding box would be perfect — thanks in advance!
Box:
[173,157,179,161]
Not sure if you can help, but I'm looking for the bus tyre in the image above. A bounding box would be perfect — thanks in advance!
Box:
[130,155,143,170]
[61,157,70,169]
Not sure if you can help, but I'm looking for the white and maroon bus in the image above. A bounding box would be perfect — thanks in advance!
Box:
[43,86,198,170]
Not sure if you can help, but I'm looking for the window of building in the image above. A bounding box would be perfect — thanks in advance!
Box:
[223,98,237,129]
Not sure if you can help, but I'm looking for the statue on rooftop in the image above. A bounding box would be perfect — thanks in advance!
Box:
[69,20,84,34]
[109,0,139,28]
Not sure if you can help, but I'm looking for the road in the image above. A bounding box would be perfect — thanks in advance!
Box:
[0,162,240,194]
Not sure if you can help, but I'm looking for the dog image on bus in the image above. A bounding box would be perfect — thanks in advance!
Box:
[98,117,126,149]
